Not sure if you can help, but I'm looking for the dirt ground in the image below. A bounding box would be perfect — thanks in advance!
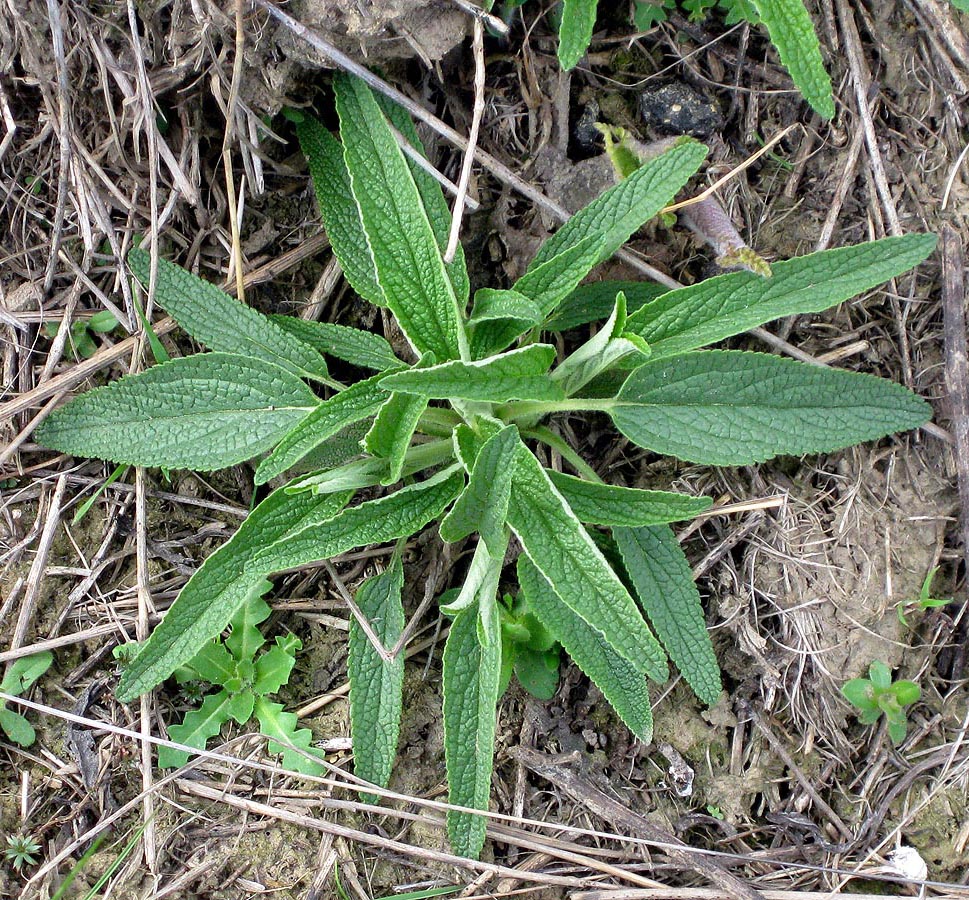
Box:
[1,0,968,897]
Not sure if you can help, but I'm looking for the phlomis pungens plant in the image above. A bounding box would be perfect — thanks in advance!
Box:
[38,72,934,859]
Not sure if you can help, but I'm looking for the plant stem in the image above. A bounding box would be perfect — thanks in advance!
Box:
[524,426,603,483]
[497,398,612,420]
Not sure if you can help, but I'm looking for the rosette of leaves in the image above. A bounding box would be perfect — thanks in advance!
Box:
[158,595,323,774]
[37,72,934,859]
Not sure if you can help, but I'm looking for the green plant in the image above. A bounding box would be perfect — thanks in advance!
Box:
[43,310,120,360]
[0,651,53,747]
[36,73,934,858]
[897,567,951,627]
[499,592,562,700]
[4,833,42,871]
[841,660,920,744]
[156,594,323,775]
[562,0,834,120]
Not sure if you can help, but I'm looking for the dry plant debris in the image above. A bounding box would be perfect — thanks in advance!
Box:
[1,0,967,897]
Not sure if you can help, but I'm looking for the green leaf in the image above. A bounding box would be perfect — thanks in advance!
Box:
[469,290,543,327]
[296,116,384,307]
[376,95,470,305]
[363,355,435,486]
[335,73,465,361]
[513,235,605,317]
[269,316,400,371]
[289,440,454,497]
[0,708,36,747]
[545,281,667,332]
[614,525,721,705]
[253,696,326,775]
[36,353,319,472]
[528,139,707,273]
[608,350,931,465]
[254,636,302,696]
[841,678,874,710]
[255,370,396,485]
[557,0,598,70]
[348,556,405,800]
[868,660,892,691]
[225,689,256,724]
[250,468,465,576]
[513,648,559,700]
[128,249,329,380]
[440,425,518,555]
[0,651,53,695]
[518,556,653,740]
[116,488,352,702]
[749,0,834,119]
[892,680,921,706]
[184,641,237,686]
[226,595,271,661]
[949,0,969,10]
[506,443,668,682]
[625,235,937,359]
[161,690,236,768]
[382,346,564,403]
[547,471,712,526]
[887,717,908,744]
[442,602,502,859]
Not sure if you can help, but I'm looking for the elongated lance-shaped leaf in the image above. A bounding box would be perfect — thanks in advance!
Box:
[255,370,397,485]
[546,281,667,332]
[249,468,465,576]
[443,601,502,859]
[376,95,470,304]
[117,488,352,701]
[382,345,564,403]
[296,116,384,307]
[160,690,240,768]
[348,556,405,801]
[506,443,668,682]
[518,556,653,741]
[528,139,707,273]
[613,525,721,705]
[469,289,543,327]
[441,533,508,627]
[363,391,429,486]
[625,235,937,360]
[270,315,401,372]
[36,353,318,472]
[335,73,466,361]
[547,471,712,526]
[128,249,330,380]
[440,425,518,555]
[557,0,598,70]
[253,697,326,775]
[750,0,834,119]
[288,439,454,496]
[363,353,434,486]
[607,350,931,466]
[470,237,605,359]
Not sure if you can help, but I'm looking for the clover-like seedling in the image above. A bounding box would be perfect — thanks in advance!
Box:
[841,660,921,745]
[157,595,323,775]
[43,310,119,360]
[0,651,53,747]
[36,71,935,858]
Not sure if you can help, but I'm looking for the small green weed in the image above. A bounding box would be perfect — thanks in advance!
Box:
[156,594,323,774]
[36,73,934,859]
[0,651,53,747]
[841,660,921,745]
[4,833,42,872]
[43,311,120,360]
[897,567,951,627]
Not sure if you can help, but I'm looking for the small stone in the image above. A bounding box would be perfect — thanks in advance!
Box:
[639,82,724,138]
[571,98,603,157]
